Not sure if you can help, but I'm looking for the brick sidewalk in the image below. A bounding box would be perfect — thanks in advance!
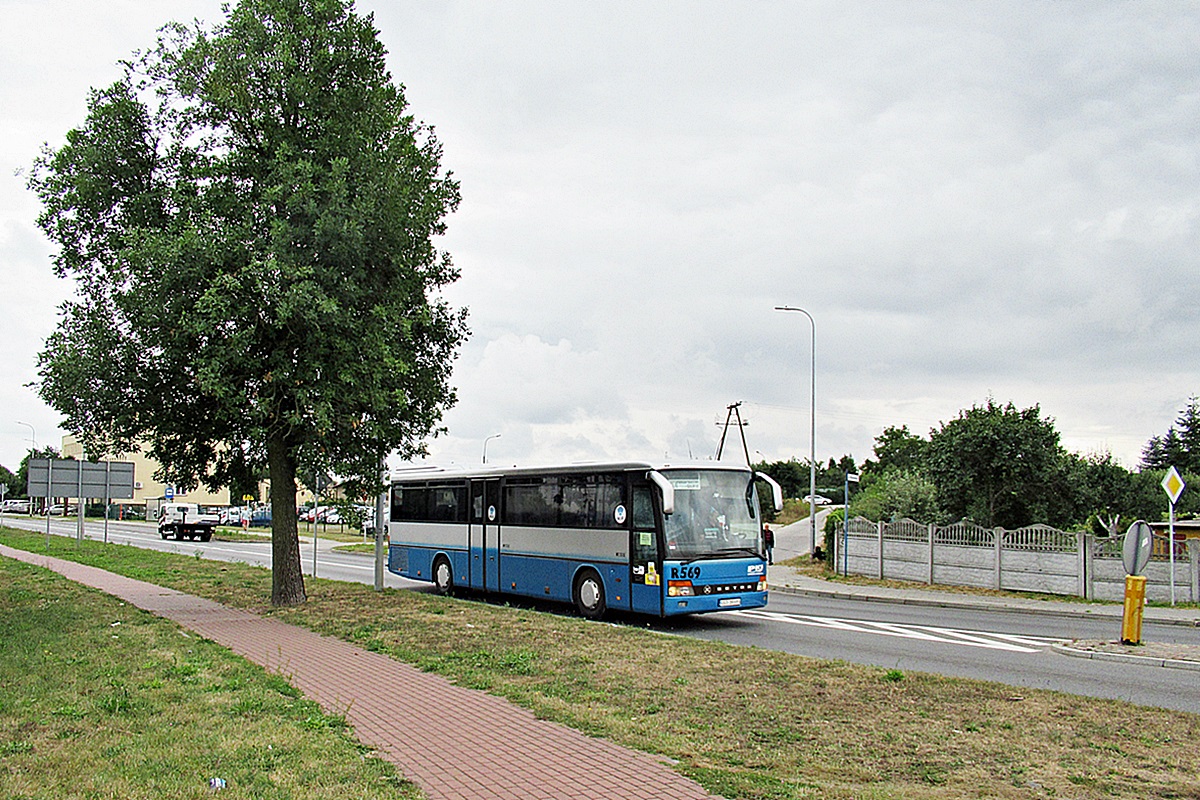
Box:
[1,545,722,800]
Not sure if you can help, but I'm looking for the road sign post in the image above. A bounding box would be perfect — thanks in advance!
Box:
[375,457,388,592]
[1162,467,1186,606]
[843,473,860,576]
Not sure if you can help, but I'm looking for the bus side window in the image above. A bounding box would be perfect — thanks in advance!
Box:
[632,485,655,529]
[632,485,657,563]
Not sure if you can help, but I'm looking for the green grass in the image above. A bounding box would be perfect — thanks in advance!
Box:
[0,546,421,799]
[3,527,1199,799]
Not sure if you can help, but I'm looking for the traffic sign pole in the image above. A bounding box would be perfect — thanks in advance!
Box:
[842,473,859,576]
[1170,502,1177,606]
[1162,467,1186,607]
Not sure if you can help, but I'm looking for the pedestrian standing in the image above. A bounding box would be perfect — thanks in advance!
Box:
[763,523,775,565]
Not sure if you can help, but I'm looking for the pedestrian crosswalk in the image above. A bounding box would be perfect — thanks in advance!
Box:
[731,609,1069,653]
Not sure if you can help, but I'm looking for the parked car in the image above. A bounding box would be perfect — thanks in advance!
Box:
[248,508,272,528]
[301,505,330,523]
[114,504,144,520]
[1,499,31,513]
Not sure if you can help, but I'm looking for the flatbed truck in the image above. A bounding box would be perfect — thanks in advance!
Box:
[158,502,218,542]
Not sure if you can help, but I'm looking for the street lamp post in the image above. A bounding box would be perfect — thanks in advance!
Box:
[773,306,817,558]
[16,420,36,451]
[16,421,37,517]
[482,433,501,465]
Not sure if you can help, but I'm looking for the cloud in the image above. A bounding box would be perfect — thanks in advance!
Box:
[4,0,1200,474]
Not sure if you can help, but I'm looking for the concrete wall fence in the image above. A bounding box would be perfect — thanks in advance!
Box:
[832,517,1200,604]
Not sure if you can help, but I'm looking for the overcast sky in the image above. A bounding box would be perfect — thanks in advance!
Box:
[2,1,1198,478]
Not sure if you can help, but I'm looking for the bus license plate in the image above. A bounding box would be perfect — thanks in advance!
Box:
[718,598,741,608]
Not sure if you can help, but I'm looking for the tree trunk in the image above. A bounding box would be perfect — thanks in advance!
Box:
[268,431,306,606]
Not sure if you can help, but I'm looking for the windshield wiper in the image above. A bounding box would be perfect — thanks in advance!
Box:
[682,547,762,564]
[716,547,763,559]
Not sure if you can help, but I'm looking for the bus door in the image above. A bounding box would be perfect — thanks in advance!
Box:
[629,481,663,615]
[470,479,501,592]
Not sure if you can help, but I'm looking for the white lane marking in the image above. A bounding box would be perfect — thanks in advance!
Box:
[731,609,1068,653]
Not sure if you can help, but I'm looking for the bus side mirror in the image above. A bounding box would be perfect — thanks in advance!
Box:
[647,470,674,516]
[755,472,784,513]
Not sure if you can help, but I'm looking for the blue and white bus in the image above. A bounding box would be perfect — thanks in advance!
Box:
[385,461,783,619]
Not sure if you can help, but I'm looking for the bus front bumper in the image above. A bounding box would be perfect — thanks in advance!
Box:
[663,590,768,616]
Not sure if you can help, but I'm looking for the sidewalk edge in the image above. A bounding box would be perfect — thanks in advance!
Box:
[1052,643,1200,672]
[767,581,1200,628]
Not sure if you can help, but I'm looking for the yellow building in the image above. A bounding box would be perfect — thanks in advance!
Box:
[60,435,318,517]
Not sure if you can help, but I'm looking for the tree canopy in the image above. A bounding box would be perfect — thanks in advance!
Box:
[926,399,1068,528]
[1142,396,1200,474]
[761,394,1200,530]
[29,0,466,605]
[868,425,928,475]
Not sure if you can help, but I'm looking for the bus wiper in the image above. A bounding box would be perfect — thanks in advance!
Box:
[716,547,763,559]
[682,547,762,564]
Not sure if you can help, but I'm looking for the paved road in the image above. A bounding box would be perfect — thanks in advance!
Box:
[768,507,833,562]
[0,515,419,590]
[654,590,1200,713]
[6,513,1200,713]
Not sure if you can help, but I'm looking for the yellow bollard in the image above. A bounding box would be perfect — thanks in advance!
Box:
[1120,574,1147,645]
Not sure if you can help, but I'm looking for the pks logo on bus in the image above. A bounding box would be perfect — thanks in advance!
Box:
[747,563,765,576]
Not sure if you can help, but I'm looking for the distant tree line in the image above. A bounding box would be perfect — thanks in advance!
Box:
[1,447,62,504]
[756,397,1199,531]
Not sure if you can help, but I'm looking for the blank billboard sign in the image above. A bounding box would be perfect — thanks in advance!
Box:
[27,459,136,499]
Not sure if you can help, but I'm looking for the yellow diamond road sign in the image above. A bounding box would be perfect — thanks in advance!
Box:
[1162,466,1185,505]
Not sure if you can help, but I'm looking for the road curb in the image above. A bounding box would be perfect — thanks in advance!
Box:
[1052,643,1200,672]
[767,581,1200,628]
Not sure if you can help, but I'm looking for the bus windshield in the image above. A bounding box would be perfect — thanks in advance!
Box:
[661,468,761,561]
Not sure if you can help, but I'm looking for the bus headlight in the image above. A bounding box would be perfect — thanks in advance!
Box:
[667,580,694,597]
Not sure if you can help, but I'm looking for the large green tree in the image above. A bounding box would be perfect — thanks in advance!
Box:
[868,424,929,475]
[29,0,466,605]
[0,464,19,502]
[926,399,1068,528]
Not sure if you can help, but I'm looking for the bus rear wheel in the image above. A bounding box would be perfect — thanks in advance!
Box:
[433,556,454,596]
[574,569,606,620]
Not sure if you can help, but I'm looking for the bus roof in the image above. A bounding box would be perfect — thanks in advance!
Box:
[389,461,756,482]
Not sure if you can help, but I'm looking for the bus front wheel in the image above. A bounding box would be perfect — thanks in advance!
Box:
[433,556,454,596]
[574,570,606,620]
